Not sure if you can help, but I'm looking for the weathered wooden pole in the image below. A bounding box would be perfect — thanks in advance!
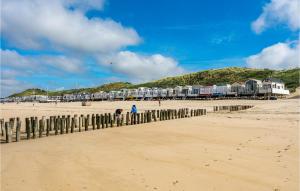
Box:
[16,117,21,142]
[134,113,137,125]
[49,116,53,131]
[153,110,157,121]
[101,114,104,129]
[46,118,50,136]
[54,117,59,135]
[144,112,147,123]
[141,112,144,124]
[85,117,89,131]
[60,116,65,134]
[130,113,134,125]
[110,114,114,127]
[25,118,31,139]
[39,118,44,138]
[126,112,129,126]
[5,122,12,143]
[105,113,108,128]
[1,119,4,136]
[78,116,82,132]
[137,113,140,124]
[66,115,70,133]
[71,117,75,133]
[96,114,100,129]
[92,114,96,130]
[33,117,38,139]
[121,114,124,126]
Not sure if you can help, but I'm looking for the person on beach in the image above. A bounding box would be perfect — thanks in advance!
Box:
[158,99,161,107]
[131,105,137,114]
[115,109,123,120]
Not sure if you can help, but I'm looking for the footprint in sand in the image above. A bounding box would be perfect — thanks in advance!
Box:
[172,180,179,185]
[205,164,210,167]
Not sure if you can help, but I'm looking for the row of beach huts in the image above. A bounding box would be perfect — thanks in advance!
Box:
[2,78,290,102]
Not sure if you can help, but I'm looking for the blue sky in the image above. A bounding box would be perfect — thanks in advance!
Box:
[1,0,299,97]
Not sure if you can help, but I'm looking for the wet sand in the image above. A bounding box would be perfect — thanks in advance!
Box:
[1,99,299,191]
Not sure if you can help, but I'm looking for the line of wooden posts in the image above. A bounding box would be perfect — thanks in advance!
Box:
[213,105,254,112]
[1,108,206,143]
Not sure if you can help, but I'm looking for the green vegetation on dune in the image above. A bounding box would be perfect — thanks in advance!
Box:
[9,67,300,97]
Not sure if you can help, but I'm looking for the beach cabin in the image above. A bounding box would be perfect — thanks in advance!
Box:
[231,82,245,96]
[260,78,290,95]
[174,86,185,98]
[137,87,146,99]
[245,79,262,95]
[144,88,153,99]
[199,86,213,97]
[166,88,175,98]
[212,84,232,97]
[152,87,159,98]
[159,88,168,98]
[127,89,138,99]
[182,85,195,97]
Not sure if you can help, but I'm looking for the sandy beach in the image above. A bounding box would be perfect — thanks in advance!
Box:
[0,99,299,191]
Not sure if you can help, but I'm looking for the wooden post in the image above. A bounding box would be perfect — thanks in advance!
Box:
[130,113,134,125]
[105,113,108,128]
[33,117,38,138]
[1,119,4,136]
[49,116,53,131]
[55,117,59,135]
[80,114,84,127]
[78,116,82,132]
[110,114,114,127]
[121,114,124,126]
[60,116,65,134]
[39,119,43,138]
[101,114,104,128]
[71,117,75,133]
[144,112,147,123]
[126,112,129,126]
[157,110,160,118]
[92,114,96,130]
[137,113,140,124]
[141,112,144,124]
[16,117,21,142]
[25,118,31,139]
[5,122,12,143]
[96,114,100,129]
[153,110,157,121]
[87,114,90,127]
[85,117,88,131]
[134,113,137,124]
[46,119,50,136]
[66,115,70,133]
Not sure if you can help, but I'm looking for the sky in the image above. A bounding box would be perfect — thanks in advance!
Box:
[1,0,299,97]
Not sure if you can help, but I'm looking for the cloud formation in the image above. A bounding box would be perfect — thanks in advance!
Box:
[98,51,185,81]
[1,0,140,52]
[252,0,300,34]
[246,41,299,69]
[1,49,83,73]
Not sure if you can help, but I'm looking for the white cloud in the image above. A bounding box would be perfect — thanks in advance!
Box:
[63,0,105,12]
[1,0,140,52]
[98,51,185,81]
[246,41,300,69]
[252,0,300,33]
[1,49,83,73]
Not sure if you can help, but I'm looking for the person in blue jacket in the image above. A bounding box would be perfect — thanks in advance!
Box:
[131,105,137,114]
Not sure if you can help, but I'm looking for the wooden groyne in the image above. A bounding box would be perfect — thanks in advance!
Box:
[0,105,254,144]
[1,108,206,144]
[213,105,254,112]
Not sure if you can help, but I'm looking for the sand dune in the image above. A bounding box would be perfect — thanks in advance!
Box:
[1,99,299,191]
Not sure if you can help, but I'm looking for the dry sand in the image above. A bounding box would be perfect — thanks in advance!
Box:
[0,99,299,191]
